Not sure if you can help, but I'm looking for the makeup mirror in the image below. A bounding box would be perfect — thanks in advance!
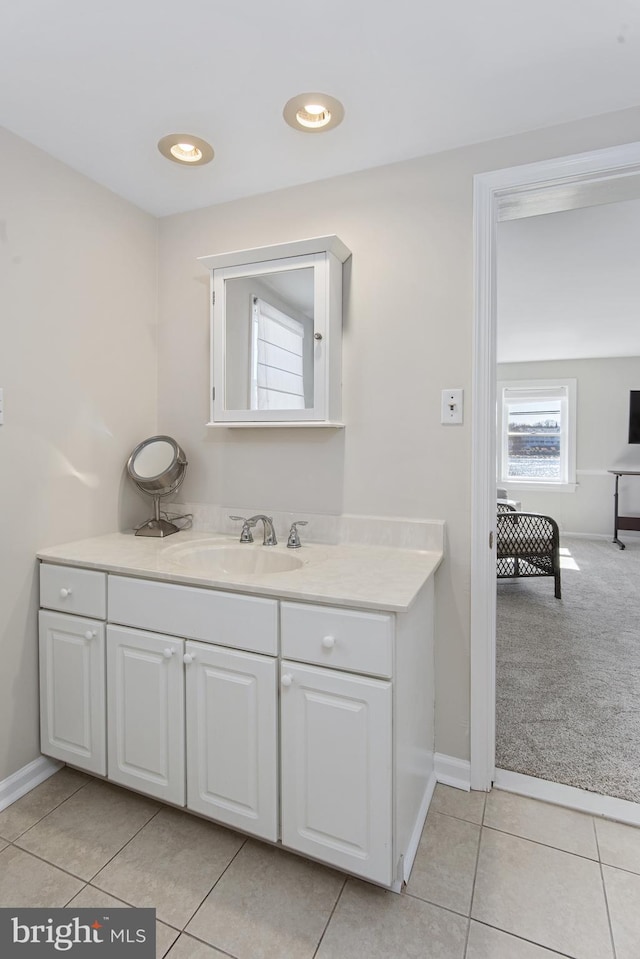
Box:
[126,435,188,537]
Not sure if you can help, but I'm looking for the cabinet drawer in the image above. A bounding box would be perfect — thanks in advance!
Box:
[40,563,107,619]
[280,602,393,677]
[108,575,278,655]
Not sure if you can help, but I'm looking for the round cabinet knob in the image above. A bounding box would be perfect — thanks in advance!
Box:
[163,648,174,659]
[84,630,96,640]
[281,673,293,687]
[59,588,73,598]
[313,332,323,341]
[183,653,195,665]
[321,635,336,649]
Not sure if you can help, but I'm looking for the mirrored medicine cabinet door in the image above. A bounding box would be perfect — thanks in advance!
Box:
[199,236,350,427]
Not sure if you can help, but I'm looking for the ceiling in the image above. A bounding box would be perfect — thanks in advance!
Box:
[497,197,640,363]
[1,1,639,217]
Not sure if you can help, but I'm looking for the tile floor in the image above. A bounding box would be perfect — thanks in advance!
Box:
[1,768,639,958]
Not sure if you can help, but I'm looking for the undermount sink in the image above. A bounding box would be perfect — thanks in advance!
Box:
[165,542,304,575]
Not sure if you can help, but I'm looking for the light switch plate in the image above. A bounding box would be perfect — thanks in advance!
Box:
[441,388,463,425]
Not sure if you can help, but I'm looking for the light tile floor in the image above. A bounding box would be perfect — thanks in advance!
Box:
[1,770,640,958]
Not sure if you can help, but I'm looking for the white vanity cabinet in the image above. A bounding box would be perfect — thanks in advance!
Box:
[38,553,436,891]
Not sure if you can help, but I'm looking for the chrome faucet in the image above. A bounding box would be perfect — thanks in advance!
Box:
[286,520,308,548]
[247,515,278,546]
[229,516,254,543]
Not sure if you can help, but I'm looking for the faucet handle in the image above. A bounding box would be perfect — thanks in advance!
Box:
[287,520,308,549]
[229,515,254,543]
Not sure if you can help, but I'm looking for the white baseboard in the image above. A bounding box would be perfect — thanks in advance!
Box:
[434,753,471,791]
[563,531,610,540]
[0,756,63,813]
[563,530,640,541]
[495,768,640,827]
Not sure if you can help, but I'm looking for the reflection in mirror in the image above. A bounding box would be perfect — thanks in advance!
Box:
[224,267,314,411]
[131,439,176,479]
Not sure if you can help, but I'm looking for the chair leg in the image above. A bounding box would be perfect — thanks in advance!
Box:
[554,570,561,599]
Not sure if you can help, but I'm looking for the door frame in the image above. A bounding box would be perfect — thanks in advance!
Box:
[470,139,640,791]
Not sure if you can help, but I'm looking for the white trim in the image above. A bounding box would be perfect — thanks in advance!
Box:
[495,768,640,827]
[206,421,345,429]
[398,771,437,887]
[0,756,63,813]
[434,753,471,791]
[470,151,498,791]
[563,531,613,539]
[471,139,640,793]
[479,141,640,206]
[198,234,351,271]
[502,483,578,493]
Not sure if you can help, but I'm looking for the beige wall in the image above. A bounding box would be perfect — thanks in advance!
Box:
[498,357,640,534]
[158,105,640,762]
[0,127,158,781]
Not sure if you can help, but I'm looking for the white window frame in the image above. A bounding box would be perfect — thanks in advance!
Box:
[497,378,577,493]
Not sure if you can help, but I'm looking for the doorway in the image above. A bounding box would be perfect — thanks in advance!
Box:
[470,140,640,823]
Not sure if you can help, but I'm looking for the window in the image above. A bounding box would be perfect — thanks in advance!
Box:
[250,297,306,410]
[498,379,576,491]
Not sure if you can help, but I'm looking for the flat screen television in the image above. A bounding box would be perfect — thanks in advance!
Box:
[630,391,640,444]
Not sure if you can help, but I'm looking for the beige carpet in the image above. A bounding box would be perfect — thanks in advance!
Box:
[496,535,640,803]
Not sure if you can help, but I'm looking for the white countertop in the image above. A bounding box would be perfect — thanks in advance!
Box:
[37,530,443,612]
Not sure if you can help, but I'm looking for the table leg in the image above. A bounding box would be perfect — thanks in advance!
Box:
[613,473,626,549]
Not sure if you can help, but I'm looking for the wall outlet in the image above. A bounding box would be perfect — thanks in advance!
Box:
[441,388,463,425]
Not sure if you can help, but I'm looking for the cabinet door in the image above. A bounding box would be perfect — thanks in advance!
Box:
[107,626,185,805]
[280,661,392,884]
[185,641,278,841]
[39,610,106,775]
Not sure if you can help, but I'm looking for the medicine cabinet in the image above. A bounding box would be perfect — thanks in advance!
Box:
[198,235,351,427]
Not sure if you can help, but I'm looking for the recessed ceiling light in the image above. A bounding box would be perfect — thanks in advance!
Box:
[283,93,344,133]
[157,134,214,166]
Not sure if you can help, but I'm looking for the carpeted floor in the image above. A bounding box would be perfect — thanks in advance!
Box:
[496,535,640,803]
